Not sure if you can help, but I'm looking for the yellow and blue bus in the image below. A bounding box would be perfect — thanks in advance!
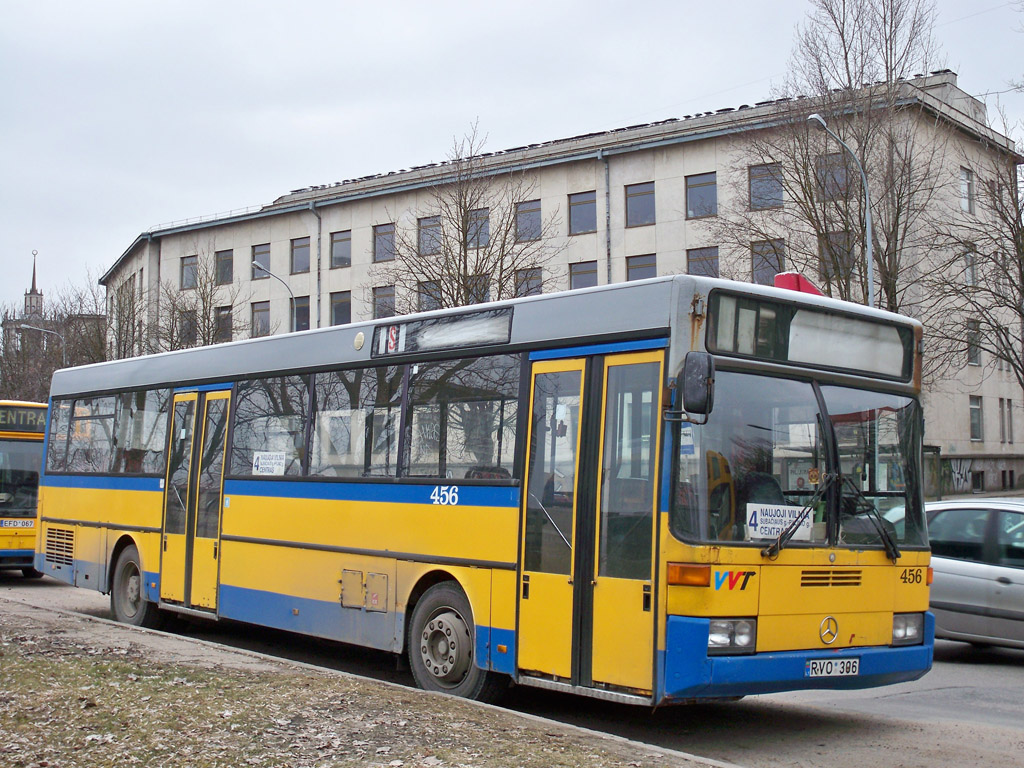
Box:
[37,275,932,704]
[0,400,47,578]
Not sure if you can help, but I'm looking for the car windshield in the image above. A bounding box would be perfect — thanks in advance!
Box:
[0,439,43,517]
[670,370,926,549]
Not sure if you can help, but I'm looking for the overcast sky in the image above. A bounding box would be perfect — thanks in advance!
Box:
[1,0,1021,310]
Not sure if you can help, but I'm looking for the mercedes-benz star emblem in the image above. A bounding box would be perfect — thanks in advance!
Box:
[819,616,839,645]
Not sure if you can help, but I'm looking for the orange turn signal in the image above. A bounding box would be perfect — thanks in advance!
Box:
[926,567,934,586]
[667,563,711,587]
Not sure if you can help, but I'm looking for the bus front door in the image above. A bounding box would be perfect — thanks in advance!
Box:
[160,389,231,612]
[518,351,662,697]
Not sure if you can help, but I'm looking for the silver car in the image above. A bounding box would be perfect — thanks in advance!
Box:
[926,498,1024,649]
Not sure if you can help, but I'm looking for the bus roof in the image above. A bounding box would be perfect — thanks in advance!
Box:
[49,275,920,399]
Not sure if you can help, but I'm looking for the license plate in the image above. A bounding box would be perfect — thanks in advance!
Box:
[805,657,859,678]
[1,520,34,528]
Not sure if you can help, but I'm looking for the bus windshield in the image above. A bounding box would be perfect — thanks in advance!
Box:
[670,370,926,549]
[0,438,43,517]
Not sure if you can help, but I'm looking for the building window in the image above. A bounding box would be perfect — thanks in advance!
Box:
[330,230,351,269]
[180,255,197,290]
[749,163,784,210]
[214,306,232,343]
[686,172,717,219]
[330,291,351,326]
[687,247,719,278]
[251,301,270,337]
[467,208,489,249]
[818,231,854,282]
[467,274,490,304]
[751,239,785,285]
[626,254,656,281]
[1000,398,1007,443]
[419,280,441,311]
[215,250,233,285]
[252,243,270,279]
[291,296,310,332]
[516,200,542,242]
[960,167,975,214]
[178,308,197,347]
[816,153,849,200]
[964,251,977,286]
[625,182,656,227]
[373,285,395,319]
[969,395,983,441]
[515,268,542,297]
[569,261,598,290]
[374,224,396,262]
[967,320,981,366]
[418,216,441,256]
[291,237,310,274]
[569,191,597,235]
[1009,400,1014,444]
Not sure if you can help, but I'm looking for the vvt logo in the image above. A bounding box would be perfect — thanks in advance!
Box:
[714,570,756,590]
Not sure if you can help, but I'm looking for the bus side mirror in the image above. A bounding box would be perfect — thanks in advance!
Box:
[682,352,715,416]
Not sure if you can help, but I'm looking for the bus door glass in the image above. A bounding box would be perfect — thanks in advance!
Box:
[160,390,231,611]
[161,393,197,603]
[591,351,662,692]
[518,359,585,680]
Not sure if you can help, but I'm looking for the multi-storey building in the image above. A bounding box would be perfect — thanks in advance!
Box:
[100,71,1021,494]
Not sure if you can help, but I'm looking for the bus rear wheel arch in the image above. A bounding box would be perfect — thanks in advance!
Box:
[110,543,162,629]
[406,581,506,703]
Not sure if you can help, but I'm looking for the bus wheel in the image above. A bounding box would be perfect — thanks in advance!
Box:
[408,582,506,703]
[21,567,44,579]
[111,545,162,628]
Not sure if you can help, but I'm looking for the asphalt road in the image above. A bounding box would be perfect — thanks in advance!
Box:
[4,572,1023,767]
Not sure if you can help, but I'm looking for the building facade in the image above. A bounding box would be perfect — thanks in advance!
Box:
[101,71,1022,495]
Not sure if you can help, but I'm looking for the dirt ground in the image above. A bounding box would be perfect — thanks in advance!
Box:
[0,598,734,768]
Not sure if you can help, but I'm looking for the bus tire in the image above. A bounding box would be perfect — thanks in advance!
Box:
[21,567,44,579]
[407,582,506,703]
[111,545,162,629]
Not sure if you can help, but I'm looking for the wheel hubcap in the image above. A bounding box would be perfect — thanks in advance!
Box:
[420,609,471,687]
[123,565,141,616]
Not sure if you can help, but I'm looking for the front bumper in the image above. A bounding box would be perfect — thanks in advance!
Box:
[661,612,934,702]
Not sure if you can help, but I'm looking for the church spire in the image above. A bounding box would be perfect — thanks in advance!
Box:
[24,250,43,318]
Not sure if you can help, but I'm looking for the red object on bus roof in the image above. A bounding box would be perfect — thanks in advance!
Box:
[774,271,824,296]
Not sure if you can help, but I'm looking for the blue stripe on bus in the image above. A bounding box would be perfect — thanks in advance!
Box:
[40,475,163,492]
[529,338,668,361]
[659,613,934,701]
[1,549,33,558]
[173,382,234,393]
[223,479,521,508]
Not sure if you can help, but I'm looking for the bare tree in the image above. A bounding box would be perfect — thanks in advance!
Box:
[367,124,566,315]
[925,145,1024,392]
[151,240,252,352]
[712,0,949,318]
[0,271,107,401]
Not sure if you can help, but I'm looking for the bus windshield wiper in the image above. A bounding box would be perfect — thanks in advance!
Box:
[761,472,836,559]
[838,476,901,563]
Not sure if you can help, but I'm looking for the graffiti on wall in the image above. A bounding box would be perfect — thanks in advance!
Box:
[949,458,973,493]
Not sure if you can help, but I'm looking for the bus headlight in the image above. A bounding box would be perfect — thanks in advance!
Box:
[708,618,757,655]
[892,613,924,645]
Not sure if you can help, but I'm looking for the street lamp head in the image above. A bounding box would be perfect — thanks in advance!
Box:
[807,113,827,131]
[252,260,267,272]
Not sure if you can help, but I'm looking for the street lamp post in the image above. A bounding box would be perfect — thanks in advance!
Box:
[252,261,296,333]
[808,113,875,307]
[20,324,66,367]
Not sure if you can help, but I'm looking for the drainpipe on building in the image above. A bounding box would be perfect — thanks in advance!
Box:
[599,149,612,286]
[309,203,322,328]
